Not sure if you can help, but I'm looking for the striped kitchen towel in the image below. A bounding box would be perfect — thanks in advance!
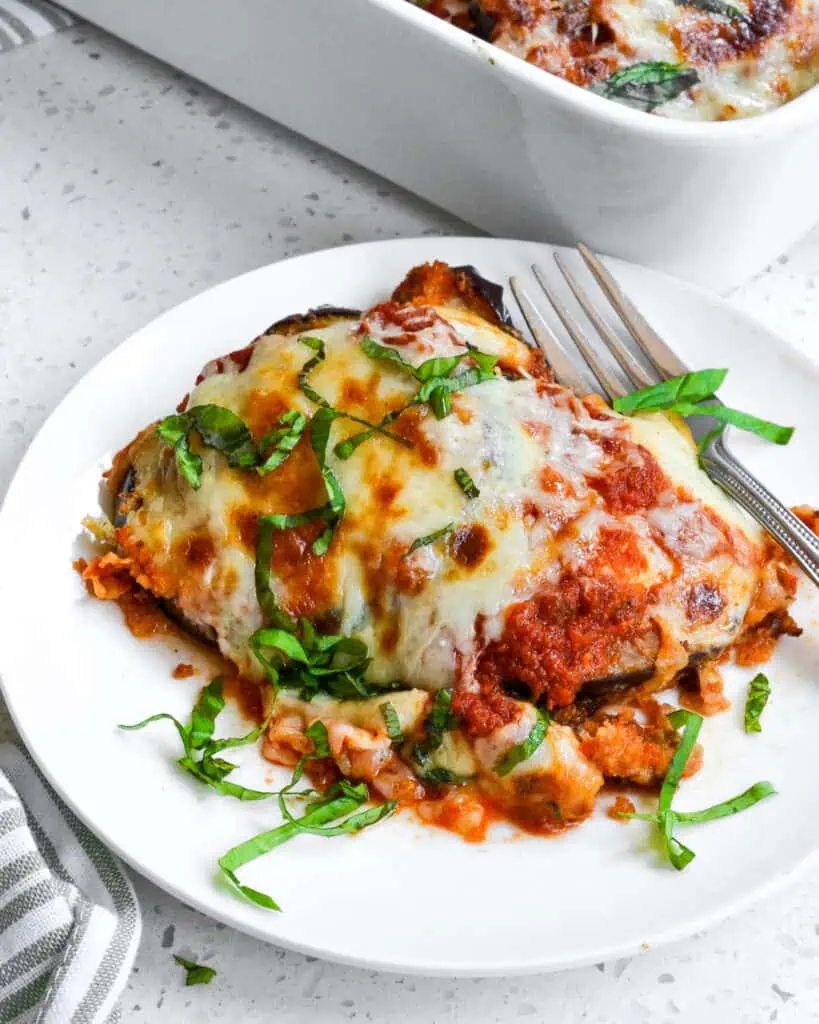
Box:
[0,745,140,1023]
[0,1,74,52]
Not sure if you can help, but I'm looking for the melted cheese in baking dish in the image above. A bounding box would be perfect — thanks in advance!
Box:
[421,0,819,120]
[117,298,764,719]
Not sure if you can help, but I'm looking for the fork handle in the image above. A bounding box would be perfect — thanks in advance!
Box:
[701,439,819,588]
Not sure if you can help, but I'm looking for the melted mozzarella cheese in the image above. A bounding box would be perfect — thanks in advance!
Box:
[121,304,764,696]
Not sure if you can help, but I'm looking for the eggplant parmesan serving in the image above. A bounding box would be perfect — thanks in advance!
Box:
[81,261,806,906]
[415,0,819,120]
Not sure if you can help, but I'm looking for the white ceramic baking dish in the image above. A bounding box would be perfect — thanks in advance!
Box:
[59,0,819,289]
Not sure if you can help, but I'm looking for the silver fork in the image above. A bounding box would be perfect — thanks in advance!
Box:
[509,244,819,588]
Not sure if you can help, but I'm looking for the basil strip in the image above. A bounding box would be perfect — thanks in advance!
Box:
[254,517,298,632]
[189,679,226,750]
[415,353,467,380]
[219,786,396,911]
[672,781,776,824]
[659,708,702,816]
[188,405,258,468]
[120,679,275,802]
[257,410,308,476]
[157,404,259,488]
[156,415,203,490]
[613,369,794,447]
[613,369,728,415]
[677,0,745,17]
[494,710,549,777]
[174,956,216,987]
[671,402,794,446]
[380,702,403,743]
[744,673,771,734]
[629,709,776,871]
[593,61,699,112]
[298,336,331,407]
[360,336,416,373]
[299,335,410,456]
[249,618,386,704]
[402,523,455,559]
[454,468,480,499]
[310,408,346,555]
[662,811,696,871]
[414,689,457,759]
[359,335,499,426]
[118,713,193,759]
[415,766,470,787]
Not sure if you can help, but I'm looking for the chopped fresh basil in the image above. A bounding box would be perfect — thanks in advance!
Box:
[174,955,216,987]
[360,336,417,373]
[249,617,406,704]
[257,410,308,476]
[309,408,346,555]
[157,403,298,488]
[413,365,497,420]
[454,468,480,499]
[613,369,794,448]
[623,709,776,870]
[613,369,728,415]
[415,765,470,787]
[670,402,794,446]
[744,673,770,733]
[254,517,298,633]
[494,710,549,777]
[219,759,396,911]
[671,781,776,824]
[402,524,455,559]
[298,335,410,458]
[380,701,403,743]
[157,404,261,489]
[359,334,499,428]
[414,353,468,381]
[156,414,203,489]
[298,336,331,408]
[119,678,274,802]
[411,690,469,787]
[414,689,458,760]
[593,62,699,112]
[659,708,701,818]
[677,0,745,18]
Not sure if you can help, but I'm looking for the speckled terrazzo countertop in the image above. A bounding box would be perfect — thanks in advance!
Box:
[4,21,819,1024]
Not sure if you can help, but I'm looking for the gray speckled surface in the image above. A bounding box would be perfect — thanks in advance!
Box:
[4,22,819,1023]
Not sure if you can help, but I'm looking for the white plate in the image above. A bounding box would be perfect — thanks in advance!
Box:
[2,237,819,977]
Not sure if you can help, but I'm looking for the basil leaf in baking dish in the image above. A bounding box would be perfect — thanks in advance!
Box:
[494,710,550,777]
[744,673,771,733]
[593,62,699,113]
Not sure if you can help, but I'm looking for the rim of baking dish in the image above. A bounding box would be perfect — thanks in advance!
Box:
[374,0,819,141]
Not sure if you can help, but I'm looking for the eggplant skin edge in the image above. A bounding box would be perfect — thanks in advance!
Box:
[264,305,361,338]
